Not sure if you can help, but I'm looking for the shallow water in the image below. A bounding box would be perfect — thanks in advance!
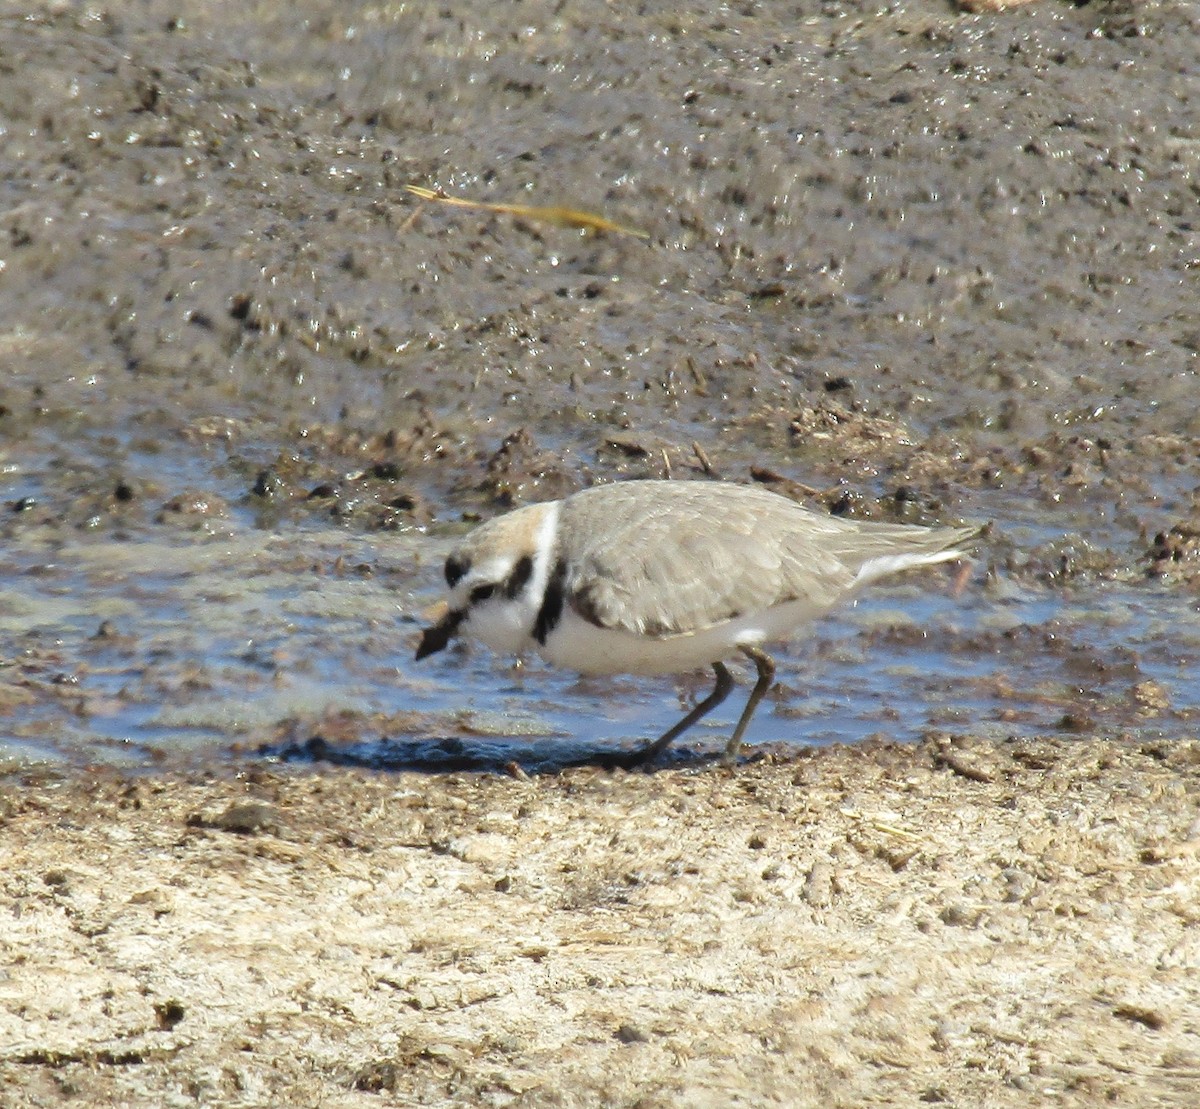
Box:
[3,503,1195,773]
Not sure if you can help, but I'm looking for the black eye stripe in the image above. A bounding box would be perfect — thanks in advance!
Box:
[445,555,469,589]
[460,557,533,607]
[504,555,534,599]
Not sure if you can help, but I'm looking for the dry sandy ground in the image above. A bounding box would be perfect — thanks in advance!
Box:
[2,737,1199,1107]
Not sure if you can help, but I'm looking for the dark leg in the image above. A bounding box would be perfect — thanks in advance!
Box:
[623,661,735,767]
[722,646,776,767]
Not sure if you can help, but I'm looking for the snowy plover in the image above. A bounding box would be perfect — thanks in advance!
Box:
[417,480,980,766]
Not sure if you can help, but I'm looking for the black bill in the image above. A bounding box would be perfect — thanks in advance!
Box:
[415,608,464,660]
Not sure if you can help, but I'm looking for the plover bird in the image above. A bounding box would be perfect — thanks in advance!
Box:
[416,480,980,766]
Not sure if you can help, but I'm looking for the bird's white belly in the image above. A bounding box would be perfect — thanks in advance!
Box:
[538,599,833,676]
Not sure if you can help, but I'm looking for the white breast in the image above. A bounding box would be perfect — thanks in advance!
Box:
[537,597,830,677]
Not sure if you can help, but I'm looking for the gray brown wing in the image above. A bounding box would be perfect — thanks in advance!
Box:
[560,483,856,638]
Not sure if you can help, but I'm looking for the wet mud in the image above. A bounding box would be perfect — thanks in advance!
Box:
[2,0,1199,1103]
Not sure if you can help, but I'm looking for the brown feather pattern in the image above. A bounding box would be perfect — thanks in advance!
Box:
[554,481,978,639]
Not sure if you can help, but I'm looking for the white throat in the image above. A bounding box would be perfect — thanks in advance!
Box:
[463,500,562,655]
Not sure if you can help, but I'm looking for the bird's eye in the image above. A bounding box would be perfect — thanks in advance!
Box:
[469,583,496,603]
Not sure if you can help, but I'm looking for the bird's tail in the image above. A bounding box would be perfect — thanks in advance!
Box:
[848,522,984,587]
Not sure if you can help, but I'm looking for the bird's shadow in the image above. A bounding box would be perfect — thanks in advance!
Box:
[260,733,728,775]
